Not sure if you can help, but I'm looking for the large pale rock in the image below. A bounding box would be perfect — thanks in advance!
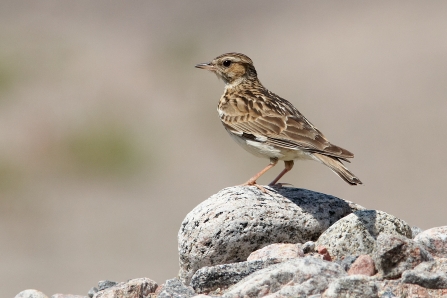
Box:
[316,210,412,260]
[191,258,282,294]
[93,278,157,298]
[222,257,347,297]
[323,275,379,298]
[414,226,447,258]
[373,234,433,279]
[179,186,364,284]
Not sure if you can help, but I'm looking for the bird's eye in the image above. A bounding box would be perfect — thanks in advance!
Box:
[223,60,232,67]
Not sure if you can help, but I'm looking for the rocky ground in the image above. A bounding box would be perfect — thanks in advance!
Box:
[15,186,447,298]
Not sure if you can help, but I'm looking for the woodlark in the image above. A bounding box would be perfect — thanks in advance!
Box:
[195,52,362,189]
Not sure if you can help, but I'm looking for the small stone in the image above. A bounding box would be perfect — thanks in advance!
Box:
[157,278,195,298]
[411,226,424,239]
[316,210,412,260]
[97,281,117,291]
[223,257,347,297]
[191,258,282,293]
[15,290,49,298]
[94,278,157,298]
[87,287,98,298]
[373,233,433,279]
[348,255,377,276]
[336,255,359,272]
[323,275,379,298]
[247,243,304,261]
[179,186,364,284]
[317,246,332,261]
[414,226,447,258]
[303,241,316,254]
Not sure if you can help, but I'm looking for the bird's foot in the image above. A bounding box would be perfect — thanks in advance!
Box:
[241,180,267,193]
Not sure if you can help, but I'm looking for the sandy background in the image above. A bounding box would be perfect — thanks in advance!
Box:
[1,1,446,296]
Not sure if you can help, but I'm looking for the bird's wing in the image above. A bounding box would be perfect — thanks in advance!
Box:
[218,89,354,160]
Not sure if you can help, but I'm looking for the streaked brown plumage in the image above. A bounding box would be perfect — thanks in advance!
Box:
[196,52,362,190]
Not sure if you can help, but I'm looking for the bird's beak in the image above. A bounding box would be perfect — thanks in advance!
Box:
[195,62,215,71]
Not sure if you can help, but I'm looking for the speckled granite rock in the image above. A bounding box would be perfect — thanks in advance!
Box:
[414,226,447,258]
[191,258,283,294]
[93,278,157,298]
[156,278,195,298]
[379,279,447,297]
[15,290,49,298]
[373,233,433,279]
[401,258,447,289]
[323,275,379,298]
[222,257,347,297]
[315,210,412,260]
[178,186,364,284]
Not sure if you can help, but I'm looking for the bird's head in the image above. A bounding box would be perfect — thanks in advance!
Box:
[195,53,257,86]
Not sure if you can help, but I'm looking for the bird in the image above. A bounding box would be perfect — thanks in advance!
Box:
[195,52,362,191]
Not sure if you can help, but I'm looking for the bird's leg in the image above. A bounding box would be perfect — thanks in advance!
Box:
[242,158,278,192]
[268,160,294,187]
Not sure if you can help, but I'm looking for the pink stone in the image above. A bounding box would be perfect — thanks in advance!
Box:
[414,226,447,258]
[348,255,376,276]
[317,245,332,261]
[247,243,304,261]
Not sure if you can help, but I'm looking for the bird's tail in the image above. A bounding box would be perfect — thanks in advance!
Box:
[312,153,362,185]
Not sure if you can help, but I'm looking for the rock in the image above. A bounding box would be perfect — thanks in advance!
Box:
[315,210,412,260]
[15,290,49,298]
[88,287,98,298]
[97,281,118,291]
[323,275,379,298]
[348,255,377,276]
[222,257,347,297]
[411,226,424,239]
[402,269,447,289]
[400,258,447,289]
[157,278,195,298]
[373,233,433,279]
[247,243,304,261]
[302,241,316,254]
[178,186,363,284]
[336,255,359,272]
[94,278,157,298]
[51,295,87,298]
[191,258,282,294]
[317,246,332,261]
[414,226,447,258]
[379,279,447,297]
[414,258,447,272]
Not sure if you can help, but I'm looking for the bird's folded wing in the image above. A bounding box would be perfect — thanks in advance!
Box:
[219,95,354,160]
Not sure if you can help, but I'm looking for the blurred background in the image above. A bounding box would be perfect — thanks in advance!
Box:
[1,0,446,296]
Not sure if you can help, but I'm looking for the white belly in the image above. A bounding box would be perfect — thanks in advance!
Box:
[227,131,313,161]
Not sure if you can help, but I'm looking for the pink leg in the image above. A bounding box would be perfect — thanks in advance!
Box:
[268,160,294,186]
[242,158,278,192]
